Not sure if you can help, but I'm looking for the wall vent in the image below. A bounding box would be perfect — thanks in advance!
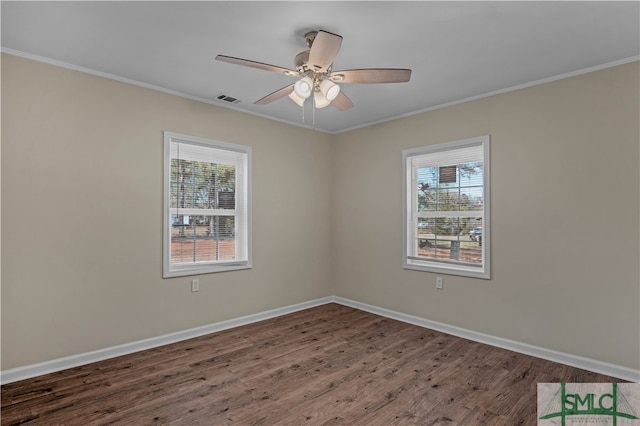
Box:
[214,93,242,104]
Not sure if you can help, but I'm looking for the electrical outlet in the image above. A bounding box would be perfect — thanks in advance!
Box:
[191,279,200,292]
[436,276,443,290]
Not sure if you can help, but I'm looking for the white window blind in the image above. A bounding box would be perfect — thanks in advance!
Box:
[403,136,490,279]
[163,132,251,277]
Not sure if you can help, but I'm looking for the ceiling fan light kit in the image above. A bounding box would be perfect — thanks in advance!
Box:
[216,29,412,112]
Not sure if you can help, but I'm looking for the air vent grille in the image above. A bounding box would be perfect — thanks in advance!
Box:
[214,93,241,104]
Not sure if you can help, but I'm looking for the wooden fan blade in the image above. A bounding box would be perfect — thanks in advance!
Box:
[308,30,343,72]
[254,84,295,105]
[216,55,300,76]
[332,91,354,111]
[329,68,412,84]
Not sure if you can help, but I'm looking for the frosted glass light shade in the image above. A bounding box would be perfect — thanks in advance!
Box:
[313,90,331,108]
[289,90,306,107]
[294,76,313,99]
[319,79,340,101]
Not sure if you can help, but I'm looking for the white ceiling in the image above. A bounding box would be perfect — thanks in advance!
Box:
[2,1,639,133]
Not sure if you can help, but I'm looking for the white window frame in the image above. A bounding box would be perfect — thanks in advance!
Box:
[163,131,251,278]
[403,135,490,279]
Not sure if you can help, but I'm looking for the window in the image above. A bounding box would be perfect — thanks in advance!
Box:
[403,136,490,279]
[163,132,251,277]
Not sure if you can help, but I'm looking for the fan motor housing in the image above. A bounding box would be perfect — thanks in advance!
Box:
[294,50,310,71]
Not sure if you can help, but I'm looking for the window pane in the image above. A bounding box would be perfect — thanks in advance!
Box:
[170,160,236,210]
[459,162,483,187]
[170,215,236,263]
[417,163,483,212]
[459,187,484,211]
[415,216,482,265]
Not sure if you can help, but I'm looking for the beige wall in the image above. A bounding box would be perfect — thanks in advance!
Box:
[332,62,640,370]
[1,54,333,369]
[2,54,638,372]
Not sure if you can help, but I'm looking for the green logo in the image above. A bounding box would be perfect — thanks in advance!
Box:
[539,383,639,425]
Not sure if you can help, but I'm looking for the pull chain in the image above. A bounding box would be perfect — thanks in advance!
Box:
[312,95,316,129]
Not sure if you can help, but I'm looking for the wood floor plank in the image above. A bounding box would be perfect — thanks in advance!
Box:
[1,303,627,425]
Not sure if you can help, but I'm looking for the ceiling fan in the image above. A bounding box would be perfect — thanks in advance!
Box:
[216,30,411,111]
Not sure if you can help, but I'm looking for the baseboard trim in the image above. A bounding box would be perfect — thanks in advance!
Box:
[0,296,333,385]
[332,296,640,383]
[3,295,638,384]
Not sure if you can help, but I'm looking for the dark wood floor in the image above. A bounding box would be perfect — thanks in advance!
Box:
[1,303,624,425]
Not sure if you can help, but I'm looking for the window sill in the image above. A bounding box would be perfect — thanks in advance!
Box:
[163,262,252,278]
[403,260,490,280]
